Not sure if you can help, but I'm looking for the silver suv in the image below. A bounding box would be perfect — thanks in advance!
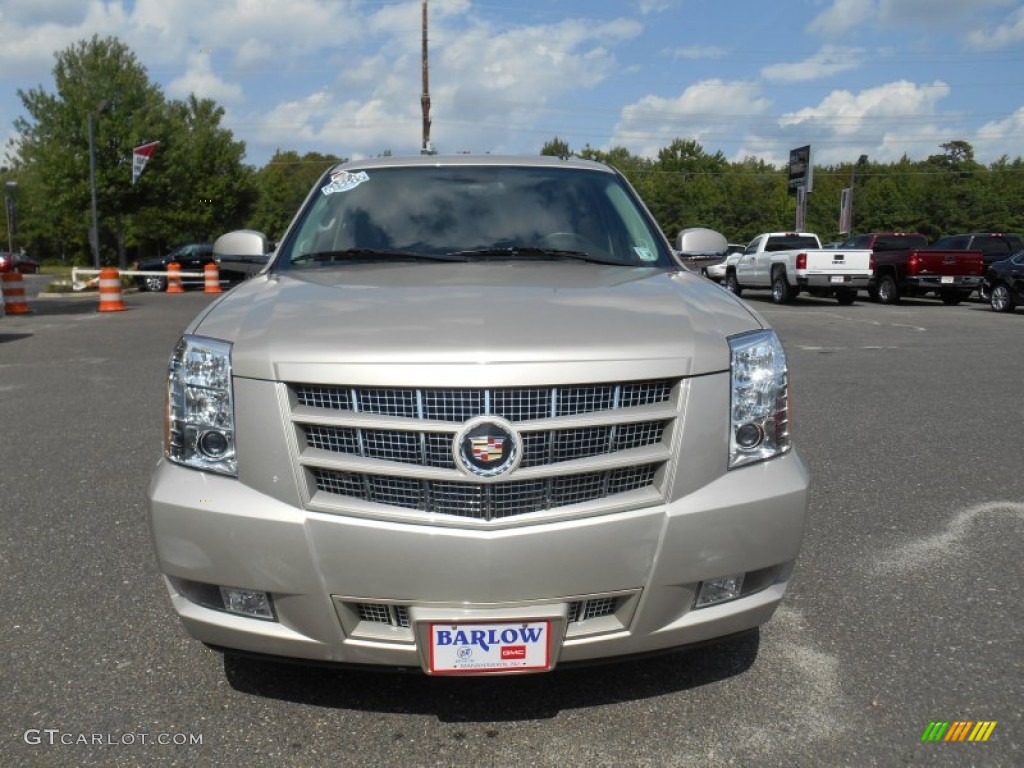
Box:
[147,156,808,675]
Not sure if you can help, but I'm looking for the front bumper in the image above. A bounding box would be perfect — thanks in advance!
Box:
[147,451,808,674]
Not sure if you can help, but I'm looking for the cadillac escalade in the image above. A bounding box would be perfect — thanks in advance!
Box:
[147,155,809,675]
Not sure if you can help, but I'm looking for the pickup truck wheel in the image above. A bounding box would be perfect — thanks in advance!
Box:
[866,286,880,302]
[724,272,742,296]
[877,274,900,304]
[143,274,167,292]
[834,288,856,305]
[990,283,1016,313]
[771,271,795,304]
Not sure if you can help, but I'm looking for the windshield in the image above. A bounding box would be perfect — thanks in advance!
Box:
[275,164,675,269]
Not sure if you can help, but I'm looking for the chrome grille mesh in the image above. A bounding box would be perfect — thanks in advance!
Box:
[355,603,410,628]
[302,421,665,469]
[292,379,676,522]
[567,597,621,623]
[294,380,672,422]
[312,465,659,520]
[355,600,616,628]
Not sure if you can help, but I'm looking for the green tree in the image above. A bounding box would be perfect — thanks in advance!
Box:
[129,94,256,255]
[540,137,571,159]
[248,150,344,241]
[11,35,165,265]
[9,35,255,266]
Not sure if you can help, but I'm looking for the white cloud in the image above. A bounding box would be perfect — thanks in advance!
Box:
[167,53,244,104]
[0,0,86,26]
[245,12,645,157]
[610,80,772,159]
[974,106,1024,160]
[776,80,952,163]
[762,45,866,82]
[966,6,1024,50]
[877,0,1015,25]
[807,0,875,38]
[635,0,681,13]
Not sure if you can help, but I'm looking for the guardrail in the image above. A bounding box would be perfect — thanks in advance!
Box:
[71,267,205,291]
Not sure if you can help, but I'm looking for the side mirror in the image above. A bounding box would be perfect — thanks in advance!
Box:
[675,227,728,272]
[213,230,272,277]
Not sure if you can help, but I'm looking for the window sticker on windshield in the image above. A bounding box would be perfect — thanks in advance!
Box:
[633,245,657,262]
[321,170,369,196]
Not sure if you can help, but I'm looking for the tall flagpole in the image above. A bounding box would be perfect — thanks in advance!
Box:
[421,0,432,154]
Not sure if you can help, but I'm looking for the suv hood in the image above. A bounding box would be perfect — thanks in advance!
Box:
[190,262,763,382]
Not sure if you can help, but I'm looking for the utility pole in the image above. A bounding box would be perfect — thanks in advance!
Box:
[421,0,432,154]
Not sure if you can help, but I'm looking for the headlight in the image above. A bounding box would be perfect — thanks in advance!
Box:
[728,330,790,469]
[165,335,237,476]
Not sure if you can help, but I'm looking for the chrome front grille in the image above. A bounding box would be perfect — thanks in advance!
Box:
[312,464,659,520]
[303,421,665,469]
[294,381,673,422]
[291,379,679,523]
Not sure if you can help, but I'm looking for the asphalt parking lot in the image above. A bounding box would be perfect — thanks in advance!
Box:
[1,283,1021,767]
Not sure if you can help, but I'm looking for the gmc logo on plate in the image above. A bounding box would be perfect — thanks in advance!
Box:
[501,645,527,659]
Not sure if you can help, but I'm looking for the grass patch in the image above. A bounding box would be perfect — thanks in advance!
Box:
[40,265,74,277]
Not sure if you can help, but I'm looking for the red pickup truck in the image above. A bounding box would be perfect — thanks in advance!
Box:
[838,232,984,305]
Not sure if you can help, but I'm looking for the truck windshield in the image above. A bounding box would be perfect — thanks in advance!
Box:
[275,165,675,269]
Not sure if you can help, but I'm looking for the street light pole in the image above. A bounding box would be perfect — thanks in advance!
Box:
[4,180,16,254]
[88,100,111,269]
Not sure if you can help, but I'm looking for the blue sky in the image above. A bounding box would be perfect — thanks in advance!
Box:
[1,0,1022,169]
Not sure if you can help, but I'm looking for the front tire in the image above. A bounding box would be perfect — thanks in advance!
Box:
[877,274,900,304]
[725,272,742,297]
[990,283,1016,313]
[143,274,167,292]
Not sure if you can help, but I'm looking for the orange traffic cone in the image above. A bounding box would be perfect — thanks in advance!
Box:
[1,272,32,314]
[97,267,127,312]
[166,261,185,293]
[204,262,222,293]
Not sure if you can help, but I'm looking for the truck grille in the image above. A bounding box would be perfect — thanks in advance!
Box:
[290,380,679,523]
[294,381,672,421]
[311,464,659,520]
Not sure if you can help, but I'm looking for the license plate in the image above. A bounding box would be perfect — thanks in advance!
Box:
[830,276,845,284]
[941,276,954,284]
[428,621,551,674]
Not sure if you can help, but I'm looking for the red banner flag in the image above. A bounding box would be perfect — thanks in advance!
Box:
[132,141,160,184]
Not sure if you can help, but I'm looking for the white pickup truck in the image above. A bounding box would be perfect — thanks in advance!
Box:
[723,232,873,305]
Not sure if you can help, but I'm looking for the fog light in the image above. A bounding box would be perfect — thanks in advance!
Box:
[695,574,744,608]
[219,587,275,620]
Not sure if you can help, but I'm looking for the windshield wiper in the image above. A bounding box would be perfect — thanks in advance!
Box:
[444,247,626,266]
[291,249,464,264]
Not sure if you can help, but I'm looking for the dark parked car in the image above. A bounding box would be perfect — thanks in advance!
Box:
[932,233,1024,301]
[0,251,41,274]
[986,251,1024,313]
[133,243,215,292]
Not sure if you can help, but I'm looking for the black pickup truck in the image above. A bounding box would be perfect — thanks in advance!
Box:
[932,233,1024,301]
[839,232,984,305]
